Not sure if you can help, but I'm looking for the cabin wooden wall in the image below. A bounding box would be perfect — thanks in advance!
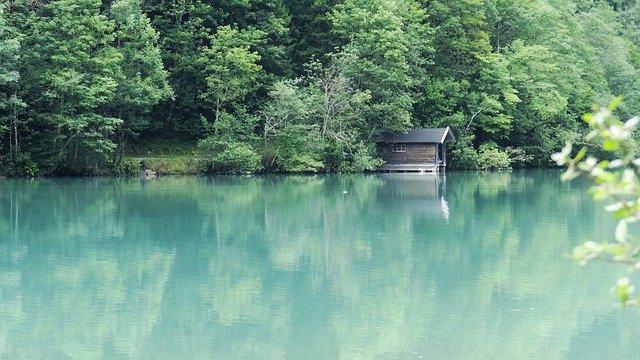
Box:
[379,143,437,164]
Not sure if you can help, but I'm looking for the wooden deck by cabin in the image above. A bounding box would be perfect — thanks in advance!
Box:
[377,163,439,173]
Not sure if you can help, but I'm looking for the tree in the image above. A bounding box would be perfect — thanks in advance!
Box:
[109,0,172,164]
[0,5,24,160]
[18,0,123,174]
[140,0,213,136]
[285,0,339,73]
[479,0,612,167]
[503,40,568,164]
[259,58,375,173]
[415,0,518,168]
[306,59,376,171]
[4,0,640,176]
[224,0,292,79]
[331,0,424,134]
[580,3,640,120]
[198,25,264,137]
[141,0,291,138]
[260,79,311,139]
[258,79,324,173]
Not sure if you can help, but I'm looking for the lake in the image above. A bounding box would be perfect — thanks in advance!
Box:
[0,170,638,359]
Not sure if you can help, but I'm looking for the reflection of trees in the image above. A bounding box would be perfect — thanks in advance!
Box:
[0,178,177,359]
[0,172,635,359]
[410,170,624,360]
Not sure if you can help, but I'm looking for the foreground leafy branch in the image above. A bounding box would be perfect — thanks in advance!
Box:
[552,98,640,306]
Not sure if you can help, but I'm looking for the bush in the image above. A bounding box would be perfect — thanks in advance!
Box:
[111,158,140,176]
[335,142,382,172]
[451,138,532,171]
[199,138,262,174]
[505,147,533,168]
[477,143,512,171]
[281,154,324,173]
[260,125,325,173]
[449,133,480,170]
[1,154,39,177]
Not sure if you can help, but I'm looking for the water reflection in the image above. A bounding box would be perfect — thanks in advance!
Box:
[0,172,637,359]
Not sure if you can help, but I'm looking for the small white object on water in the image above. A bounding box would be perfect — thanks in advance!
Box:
[342,190,348,194]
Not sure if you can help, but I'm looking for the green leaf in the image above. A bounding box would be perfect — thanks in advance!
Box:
[603,139,619,152]
[574,147,587,162]
[613,207,632,220]
[608,96,624,111]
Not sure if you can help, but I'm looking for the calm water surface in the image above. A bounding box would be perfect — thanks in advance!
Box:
[1,170,639,359]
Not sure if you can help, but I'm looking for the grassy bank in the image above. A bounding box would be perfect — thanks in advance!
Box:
[132,156,203,175]
[125,139,203,175]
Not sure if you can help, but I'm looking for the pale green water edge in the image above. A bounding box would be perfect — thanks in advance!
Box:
[0,171,638,359]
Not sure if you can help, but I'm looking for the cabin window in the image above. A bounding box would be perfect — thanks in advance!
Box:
[392,144,406,153]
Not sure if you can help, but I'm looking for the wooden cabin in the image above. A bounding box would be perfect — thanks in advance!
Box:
[377,127,455,173]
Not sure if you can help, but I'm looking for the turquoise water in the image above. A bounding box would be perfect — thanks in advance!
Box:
[0,171,638,359]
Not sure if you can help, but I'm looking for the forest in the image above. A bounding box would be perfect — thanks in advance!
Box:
[0,0,639,176]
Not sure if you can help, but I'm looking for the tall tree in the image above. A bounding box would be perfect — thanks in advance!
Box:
[141,0,213,136]
[224,0,292,79]
[285,0,339,73]
[415,0,517,167]
[198,25,264,138]
[142,0,291,138]
[332,0,427,134]
[580,3,640,119]
[18,0,122,174]
[109,0,172,164]
[502,40,569,163]
[0,5,23,159]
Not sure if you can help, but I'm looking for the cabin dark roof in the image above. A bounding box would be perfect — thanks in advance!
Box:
[379,127,455,144]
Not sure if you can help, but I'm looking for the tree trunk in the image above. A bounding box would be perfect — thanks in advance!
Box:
[214,98,221,135]
[10,98,19,159]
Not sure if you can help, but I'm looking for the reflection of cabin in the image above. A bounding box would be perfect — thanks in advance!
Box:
[377,127,455,173]
[378,174,449,220]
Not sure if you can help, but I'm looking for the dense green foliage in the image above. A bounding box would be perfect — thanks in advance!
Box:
[1,0,639,175]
